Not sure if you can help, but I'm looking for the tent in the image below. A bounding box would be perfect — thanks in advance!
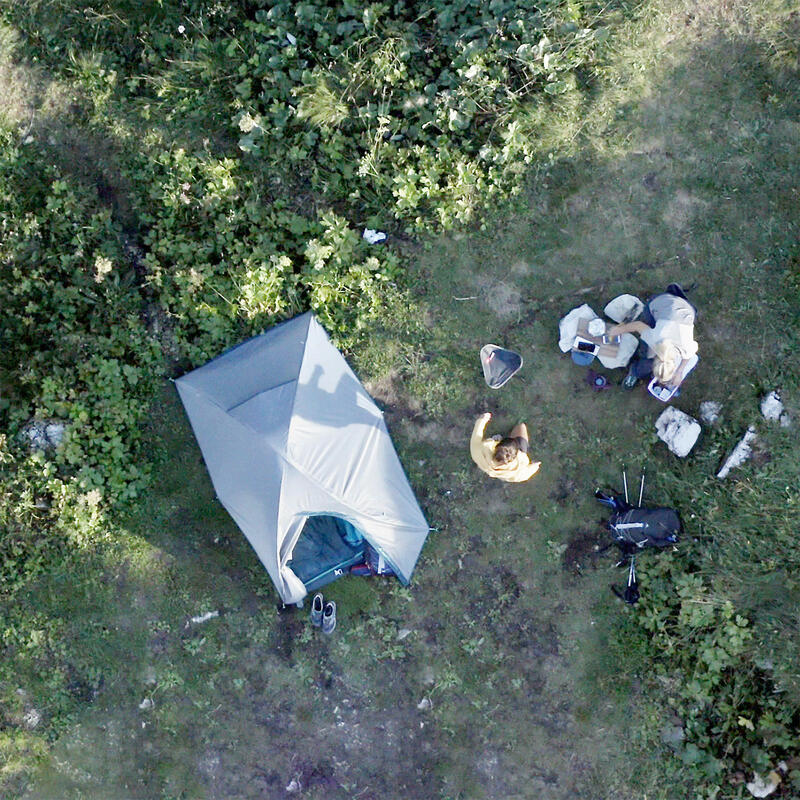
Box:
[175,312,430,604]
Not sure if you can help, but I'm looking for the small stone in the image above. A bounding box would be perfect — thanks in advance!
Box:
[660,725,684,745]
[23,708,41,730]
[760,391,783,421]
[44,423,65,447]
[139,698,154,711]
[699,401,722,426]
[363,228,387,244]
[746,770,781,797]
[417,697,432,711]
[397,628,412,641]
[285,778,301,793]
[655,407,701,457]
[189,610,219,625]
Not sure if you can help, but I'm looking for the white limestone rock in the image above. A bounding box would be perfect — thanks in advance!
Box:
[23,419,66,451]
[699,401,722,426]
[760,391,784,421]
[746,770,781,798]
[363,228,387,244]
[655,407,701,457]
[717,426,757,479]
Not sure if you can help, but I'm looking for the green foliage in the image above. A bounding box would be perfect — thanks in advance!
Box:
[128,145,402,361]
[0,127,159,611]
[631,447,800,794]
[2,0,614,232]
[233,0,610,230]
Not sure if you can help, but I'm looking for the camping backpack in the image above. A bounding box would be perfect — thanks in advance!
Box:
[594,470,680,604]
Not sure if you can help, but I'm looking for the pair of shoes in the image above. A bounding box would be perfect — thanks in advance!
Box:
[621,373,639,390]
[310,593,336,634]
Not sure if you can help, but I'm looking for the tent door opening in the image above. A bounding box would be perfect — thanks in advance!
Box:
[286,515,366,592]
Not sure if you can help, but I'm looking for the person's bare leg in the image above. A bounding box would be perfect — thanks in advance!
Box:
[509,422,528,442]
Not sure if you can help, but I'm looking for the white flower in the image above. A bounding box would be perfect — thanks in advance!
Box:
[178,24,186,34]
[94,254,113,283]
[83,489,103,507]
[238,112,260,133]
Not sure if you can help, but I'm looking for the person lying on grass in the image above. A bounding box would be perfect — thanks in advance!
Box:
[470,413,541,482]
[607,283,698,390]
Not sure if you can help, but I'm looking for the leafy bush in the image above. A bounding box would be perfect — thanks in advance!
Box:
[632,424,800,796]
[0,129,158,593]
[233,0,609,230]
[127,146,402,361]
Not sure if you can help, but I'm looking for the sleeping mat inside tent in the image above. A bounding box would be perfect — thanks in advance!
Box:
[287,515,366,592]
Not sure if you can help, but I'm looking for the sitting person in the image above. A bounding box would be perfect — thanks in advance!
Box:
[607,283,698,389]
[470,412,541,482]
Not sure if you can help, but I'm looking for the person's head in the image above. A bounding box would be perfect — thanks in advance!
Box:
[493,438,519,465]
[652,341,680,383]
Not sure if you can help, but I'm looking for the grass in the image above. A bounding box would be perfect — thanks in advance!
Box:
[1,0,799,797]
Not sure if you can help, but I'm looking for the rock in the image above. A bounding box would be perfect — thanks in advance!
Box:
[22,419,66,451]
[363,228,387,244]
[699,401,722,426]
[717,426,757,479]
[189,610,219,625]
[660,724,684,745]
[285,778,301,793]
[139,698,154,711]
[655,407,701,457]
[44,423,65,447]
[23,708,41,730]
[760,391,783,421]
[397,628,412,641]
[746,770,781,797]
[417,697,432,711]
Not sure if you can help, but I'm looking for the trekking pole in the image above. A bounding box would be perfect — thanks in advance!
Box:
[638,468,645,507]
[625,556,640,604]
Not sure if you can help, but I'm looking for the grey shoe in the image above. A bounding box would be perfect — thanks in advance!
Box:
[310,593,324,627]
[622,373,639,390]
[322,601,336,635]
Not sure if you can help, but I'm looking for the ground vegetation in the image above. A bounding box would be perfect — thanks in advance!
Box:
[0,0,798,797]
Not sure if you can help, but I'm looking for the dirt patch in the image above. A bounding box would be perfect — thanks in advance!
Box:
[663,189,707,230]
[509,259,534,276]
[474,276,523,320]
[271,607,306,665]
[364,369,423,422]
[550,476,579,506]
[561,526,605,576]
